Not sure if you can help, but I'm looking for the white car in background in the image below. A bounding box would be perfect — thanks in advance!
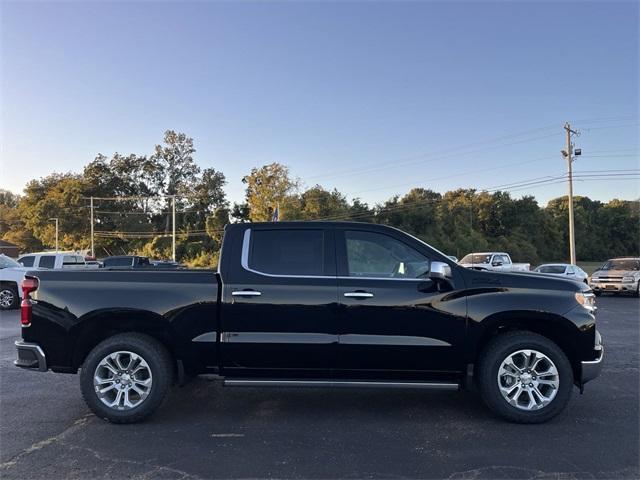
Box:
[0,254,30,310]
[533,263,589,284]
[17,252,89,270]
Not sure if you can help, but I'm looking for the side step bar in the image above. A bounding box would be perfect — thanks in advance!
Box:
[223,379,459,390]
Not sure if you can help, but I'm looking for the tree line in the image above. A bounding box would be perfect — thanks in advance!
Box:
[1,131,638,266]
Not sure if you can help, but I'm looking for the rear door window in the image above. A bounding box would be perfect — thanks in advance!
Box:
[38,256,56,269]
[249,229,325,276]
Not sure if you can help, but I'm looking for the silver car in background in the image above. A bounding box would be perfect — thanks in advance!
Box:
[533,264,589,284]
[589,257,640,296]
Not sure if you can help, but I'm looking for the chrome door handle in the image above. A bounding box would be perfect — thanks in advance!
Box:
[343,292,374,299]
[232,290,262,297]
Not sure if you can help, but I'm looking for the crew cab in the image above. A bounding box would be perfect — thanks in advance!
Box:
[18,252,89,270]
[459,252,530,272]
[15,222,602,424]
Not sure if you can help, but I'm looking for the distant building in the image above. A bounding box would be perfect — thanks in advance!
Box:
[0,240,20,258]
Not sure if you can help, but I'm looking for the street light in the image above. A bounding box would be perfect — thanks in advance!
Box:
[49,218,59,252]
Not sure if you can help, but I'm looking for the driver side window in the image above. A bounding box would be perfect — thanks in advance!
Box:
[345,230,429,279]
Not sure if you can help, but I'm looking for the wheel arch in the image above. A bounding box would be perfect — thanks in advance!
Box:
[471,311,583,379]
[70,309,177,371]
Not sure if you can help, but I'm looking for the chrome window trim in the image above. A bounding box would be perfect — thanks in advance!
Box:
[240,228,436,282]
[240,228,334,279]
[338,276,428,282]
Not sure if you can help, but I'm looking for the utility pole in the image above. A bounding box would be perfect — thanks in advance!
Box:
[90,197,95,258]
[172,196,176,262]
[562,122,581,265]
[49,218,59,252]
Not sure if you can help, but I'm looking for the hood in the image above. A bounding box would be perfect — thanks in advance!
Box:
[460,268,586,292]
[592,269,639,277]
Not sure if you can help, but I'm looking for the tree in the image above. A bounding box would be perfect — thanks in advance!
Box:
[242,163,300,221]
[18,174,89,251]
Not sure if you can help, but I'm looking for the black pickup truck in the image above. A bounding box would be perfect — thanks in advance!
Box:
[15,222,603,424]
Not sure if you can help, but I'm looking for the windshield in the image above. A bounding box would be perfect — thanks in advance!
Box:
[601,259,640,271]
[536,265,566,274]
[461,254,492,264]
[0,255,21,269]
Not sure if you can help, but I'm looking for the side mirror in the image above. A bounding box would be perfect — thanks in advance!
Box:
[492,261,503,266]
[429,261,452,280]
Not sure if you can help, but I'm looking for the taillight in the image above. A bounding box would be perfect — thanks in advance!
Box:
[21,299,32,327]
[20,277,38,328]
[22,277,38,298]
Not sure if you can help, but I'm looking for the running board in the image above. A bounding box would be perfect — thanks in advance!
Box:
[223,379,459,390]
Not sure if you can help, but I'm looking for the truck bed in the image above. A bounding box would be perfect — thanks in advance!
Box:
[22,269,221,373]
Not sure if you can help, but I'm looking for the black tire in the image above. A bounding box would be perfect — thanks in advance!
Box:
[0,284,19,310]
[477,331,573,424]
[80,333,173,424]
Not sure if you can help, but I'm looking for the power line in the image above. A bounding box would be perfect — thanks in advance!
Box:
[305,131,563,183]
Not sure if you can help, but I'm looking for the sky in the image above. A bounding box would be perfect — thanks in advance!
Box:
[1,0,638,208]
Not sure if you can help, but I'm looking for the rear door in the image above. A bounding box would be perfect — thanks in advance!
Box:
[220,225,338,377]
[36,255,56,269]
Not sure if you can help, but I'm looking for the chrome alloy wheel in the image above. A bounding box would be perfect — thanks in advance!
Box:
[0,289,15,308]
[497,349,559,411]
[93,351,153,410]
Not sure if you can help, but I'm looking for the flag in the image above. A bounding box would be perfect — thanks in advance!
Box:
[271,203,279,222]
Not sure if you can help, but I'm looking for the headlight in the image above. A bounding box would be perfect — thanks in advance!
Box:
[575,292,596,311]
[622,276,635,283]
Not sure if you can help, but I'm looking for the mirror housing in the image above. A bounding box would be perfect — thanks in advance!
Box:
[429,261,452,280]
[492,261,503,267]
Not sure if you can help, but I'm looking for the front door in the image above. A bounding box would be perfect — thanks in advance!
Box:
[221,226,338,378]
[335,228,466,378]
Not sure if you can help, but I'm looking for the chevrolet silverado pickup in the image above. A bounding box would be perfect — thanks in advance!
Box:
[15,222,603,424]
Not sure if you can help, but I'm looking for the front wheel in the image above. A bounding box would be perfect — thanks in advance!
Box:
[0,285,19,310]
[80,333,173,423]
[477,331,573,423]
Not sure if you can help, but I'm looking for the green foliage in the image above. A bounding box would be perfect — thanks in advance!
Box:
[2,143,638,265]
[183,251,220,269]
[241,163,300,221]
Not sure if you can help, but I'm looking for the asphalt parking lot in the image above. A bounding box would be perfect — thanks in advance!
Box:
[0,296,638,479]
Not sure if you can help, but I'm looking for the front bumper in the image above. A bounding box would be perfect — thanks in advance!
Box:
[14,340,47,372]
[580,331,603,385]
[590,281,638,293]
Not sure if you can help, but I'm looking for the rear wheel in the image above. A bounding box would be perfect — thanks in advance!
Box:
[477,331,573,423]
[80,333,173,423]
[0,285,18,310]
